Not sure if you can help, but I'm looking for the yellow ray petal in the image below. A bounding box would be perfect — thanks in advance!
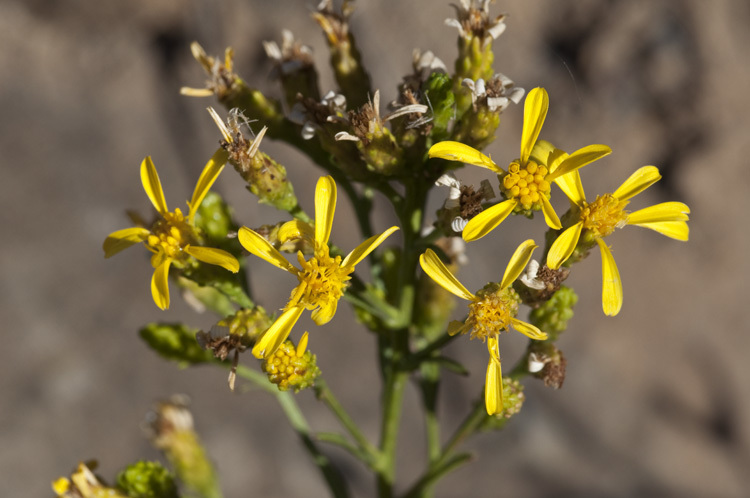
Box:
[184,245,240,272]
[151,258,172,310]
[419,249,475,301]
[140,156,169,215]
[238,227,296,272]
[627,202,690,224]
[252,306,305,359]
[529,139,556,166]
[189,148,229,221]
[485,337,503,415]
[296,331,309,357]
[511,318,548,341]
[546,144,612,182]
[596,238,623,316]
[554,169,586,207]
[279,219,315,244]
[315,176,337,246]
[520,88,549,164]
[427,141,501,172]
[342,226,400,269]
[547,222,583,269]
[500,239,538,291]
[613,166,661,201]
[540,194,562,230]
[544,143,568,173]
[448,320,470,336]
[311,299,337,325]
[102,227,150,258]
[462,199,518,242]
[630,221,689,241]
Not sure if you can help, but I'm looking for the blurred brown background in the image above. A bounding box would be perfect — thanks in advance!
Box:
[2,0,749,496]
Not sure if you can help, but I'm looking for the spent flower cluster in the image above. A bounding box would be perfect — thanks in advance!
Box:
[63,1,691,496]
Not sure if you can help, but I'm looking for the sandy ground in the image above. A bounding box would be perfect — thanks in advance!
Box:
[2,0,749,496]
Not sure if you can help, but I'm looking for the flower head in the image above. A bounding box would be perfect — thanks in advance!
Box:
[239,176,399,358]
[103,150,240,310]
[546,155,690,316]
[419,240,547,415]
[428,88,612,241]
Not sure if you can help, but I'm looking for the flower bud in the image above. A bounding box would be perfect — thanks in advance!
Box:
[261,332,321,392]
[480,377,525,430]
[116,461,178,498]
[139,323,213,367]
[527,286,578,341]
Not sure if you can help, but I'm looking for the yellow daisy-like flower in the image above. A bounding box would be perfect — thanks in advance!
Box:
[419,240,548,415]
[428,87,612,241]
[238,176,399,359]
[103,150,240,310]
[546,151,690,316]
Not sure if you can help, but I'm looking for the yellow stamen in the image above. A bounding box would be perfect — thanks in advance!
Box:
[287,246,353,312]
[581,194,629,239]
[145,208,198,264]
[465,283,520,342]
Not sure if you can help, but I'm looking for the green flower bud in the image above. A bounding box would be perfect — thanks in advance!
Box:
[139,323,213,367]
[480,378,525,431]
[528,286,578,341]
[451,104,500,150]
[116,461,178,498]
[423,72,455,143]
[192,192,236,246]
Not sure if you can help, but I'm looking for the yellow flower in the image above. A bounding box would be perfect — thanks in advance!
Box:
[103,150,240,310]
[419,240,548,415]
[428,87,611,241]
[53,462,127,498]
[546,153,690,316]
[239,176,399,359]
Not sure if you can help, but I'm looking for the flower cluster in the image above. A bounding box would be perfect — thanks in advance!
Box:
[92,1,692,495]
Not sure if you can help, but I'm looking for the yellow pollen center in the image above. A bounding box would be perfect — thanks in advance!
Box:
[288,246,353,311]
[145,208,198,263]
[501,160,551,211]
[581,194,629,238]
[466,284,520,341]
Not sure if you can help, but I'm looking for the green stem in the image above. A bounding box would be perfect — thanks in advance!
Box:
[400,453,473,498]
[376,359,409,498]
[417,362,441,498]
[440,398,487,460]
[315,379,381,468]
[233,365,350,498]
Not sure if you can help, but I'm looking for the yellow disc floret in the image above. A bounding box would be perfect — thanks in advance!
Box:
[466,283,521,341]
[581,194,629,239]
[500,160,551,212]
[288,245,354,312]
[145,208,199,265]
